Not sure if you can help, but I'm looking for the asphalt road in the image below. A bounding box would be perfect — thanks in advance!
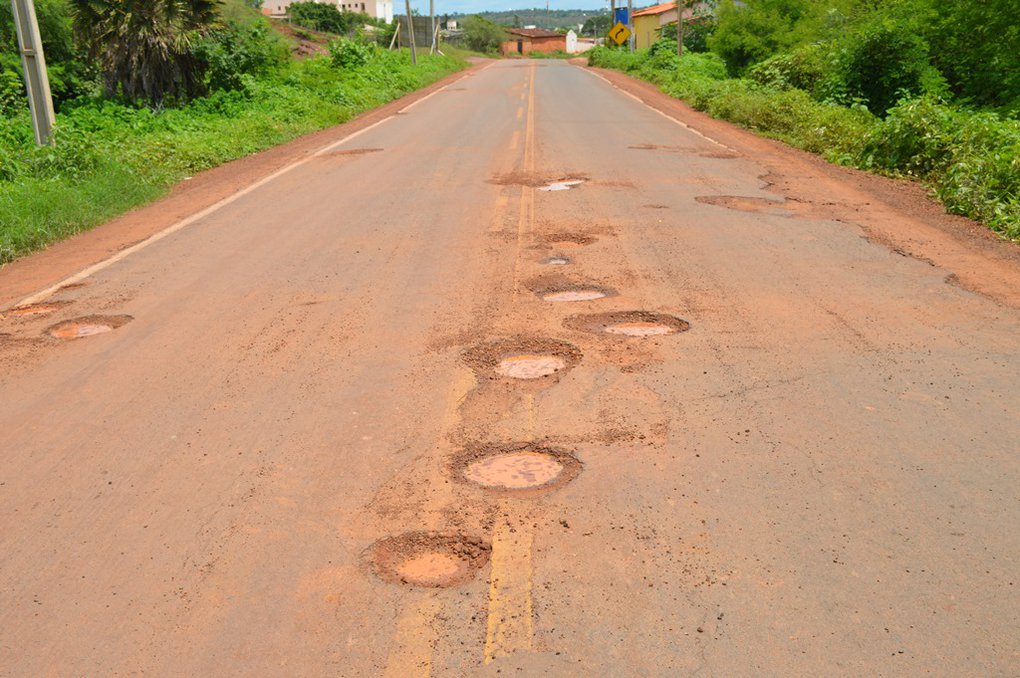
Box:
[1,60,1018,676]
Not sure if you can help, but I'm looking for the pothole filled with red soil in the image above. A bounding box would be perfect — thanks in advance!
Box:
[45,315,132,339]
[452,442,581,494]
[367,532,490,587]
[539,233,596,248]
[564,311,690,337]
[463,336,581,381]
[3,301,69,318]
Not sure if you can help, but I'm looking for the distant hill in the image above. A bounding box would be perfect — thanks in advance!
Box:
[446,8,609,31]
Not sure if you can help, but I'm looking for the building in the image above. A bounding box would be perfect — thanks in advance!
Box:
[501,28,567,56]
[632,1,708,50]
[262,0,393,24]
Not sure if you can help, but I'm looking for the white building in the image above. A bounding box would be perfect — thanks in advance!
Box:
[262,0,393,24]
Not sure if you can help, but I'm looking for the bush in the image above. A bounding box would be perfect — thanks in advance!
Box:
[835,18,945,116]
[747,42,826,94]
[462,15,505,54]
[330,37,373,69]
[195,20,289,92]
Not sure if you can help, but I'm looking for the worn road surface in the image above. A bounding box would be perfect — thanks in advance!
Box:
[2,60,1019,676]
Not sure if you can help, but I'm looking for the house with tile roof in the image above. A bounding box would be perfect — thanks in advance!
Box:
[501,28,567,56]
[632,1,711,50]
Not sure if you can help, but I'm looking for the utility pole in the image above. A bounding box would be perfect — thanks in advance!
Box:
[10,0,55,146]
[429,0,435,54]
[676,0,685,58]
[404,0,417,64]
[609,0,615,43]
[627,0,633,52]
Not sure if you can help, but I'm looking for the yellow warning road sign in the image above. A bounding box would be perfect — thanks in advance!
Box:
[608,21,630,46]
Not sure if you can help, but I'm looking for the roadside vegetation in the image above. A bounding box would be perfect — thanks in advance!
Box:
[589,0,1020,240]
[0,0,464,263]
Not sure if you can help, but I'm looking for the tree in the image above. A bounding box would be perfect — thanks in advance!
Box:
[70,0,220,106]
[580,15,610,37]
[462,15,505,54]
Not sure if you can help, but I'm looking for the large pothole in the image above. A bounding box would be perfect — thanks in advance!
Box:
[695,195,794,215]
[452,443,581,494]
[462,336,581,381]
[45,315,132,339]
[367,532,490,588]
[564,311,690,337]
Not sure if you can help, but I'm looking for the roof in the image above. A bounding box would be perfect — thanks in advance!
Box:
[506,28,563,38]
[632,2,676,17]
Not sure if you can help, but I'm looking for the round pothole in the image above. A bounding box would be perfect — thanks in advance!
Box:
[367,532,490,588]
[452,443,582,494]
[463,336,581,381]
[45,315,132,340]
[3,301,68,318]
[564,311,690,337]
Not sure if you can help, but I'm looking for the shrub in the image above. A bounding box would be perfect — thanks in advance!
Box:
[330,37,373,69]
[462,15,505,54]
[195,20,289,92]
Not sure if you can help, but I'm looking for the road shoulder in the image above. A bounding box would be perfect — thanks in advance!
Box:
[581,63,1020,309]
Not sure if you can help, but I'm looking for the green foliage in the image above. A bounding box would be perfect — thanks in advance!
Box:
[329,37,373,68]
[0,49,467,262]
[747,43,827,94]
[0,0,97,113]
[462,15,505,54]
[69,0,221,106]
[288,2,369,35]
[835,17,944,115]
[195,20,289,92]
[581,15,611,38]
[709,0,825,75]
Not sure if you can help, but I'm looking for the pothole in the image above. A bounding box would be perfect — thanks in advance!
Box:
[540,233,595,247]
[564,311,690,337]
[695,195,793,215]
[45,315,132,340]
[542,256,571,265]
[452,443,582,494]
[463,336,581,381]
[539,179,585,192]
[3,301,68,318]
[367,532,490,588]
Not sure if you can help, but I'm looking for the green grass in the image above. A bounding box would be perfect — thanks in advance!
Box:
[0,48,466,263]
[588,46,1020,240]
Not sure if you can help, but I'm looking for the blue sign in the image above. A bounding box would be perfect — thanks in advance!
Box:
[614,7,629,24]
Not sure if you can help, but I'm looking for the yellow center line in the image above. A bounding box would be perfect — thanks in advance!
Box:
[511,63,538,302]
[484,501,535,663]
[385,596,440,678]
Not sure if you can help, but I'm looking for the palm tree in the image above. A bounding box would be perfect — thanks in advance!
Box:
[70,0,221,106]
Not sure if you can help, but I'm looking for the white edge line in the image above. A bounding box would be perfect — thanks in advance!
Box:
[14,64,491,308]
[579,65,733,150]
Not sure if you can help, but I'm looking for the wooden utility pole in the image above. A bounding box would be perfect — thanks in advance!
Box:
[627,0,633,52]
[676,0,685,57]
[10,0,55,145]
[404,0,417,64]
[609,0,615,42]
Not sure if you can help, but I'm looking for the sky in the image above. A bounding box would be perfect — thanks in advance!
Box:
[409,0,608,14]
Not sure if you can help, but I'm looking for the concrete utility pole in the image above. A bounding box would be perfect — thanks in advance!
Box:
[429,0,435,54]
[10,0,55,146]
[676,0,685,57]
[404,0,417,64]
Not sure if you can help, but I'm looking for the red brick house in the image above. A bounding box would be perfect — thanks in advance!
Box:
[501,28,567,56]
